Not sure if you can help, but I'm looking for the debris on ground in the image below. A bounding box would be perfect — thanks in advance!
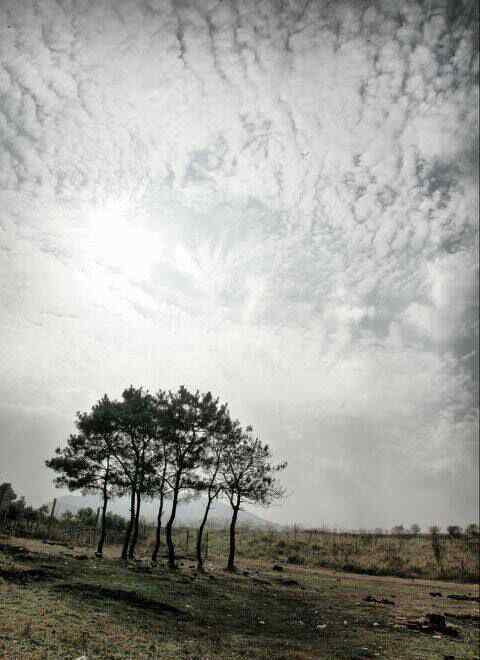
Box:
[430,592,443,597]
[278,578,301,587]
[352,647,377,658]
[42,540,72,548]
[272,564,284,571]
[403,613,461,638]
[443,611,480,623]
[363,595,395,605]
[447,594,480,603]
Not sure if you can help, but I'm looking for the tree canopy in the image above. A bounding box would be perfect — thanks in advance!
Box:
[46,384,287,568]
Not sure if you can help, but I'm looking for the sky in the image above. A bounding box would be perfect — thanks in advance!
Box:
[0,0,478,530]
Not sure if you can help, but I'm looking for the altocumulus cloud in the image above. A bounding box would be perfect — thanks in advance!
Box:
[0,0,477,528]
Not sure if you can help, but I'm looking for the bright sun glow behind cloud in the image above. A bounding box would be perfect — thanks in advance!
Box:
[82,197,161,281]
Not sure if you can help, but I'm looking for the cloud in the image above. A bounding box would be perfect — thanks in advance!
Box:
[0,0,477,528]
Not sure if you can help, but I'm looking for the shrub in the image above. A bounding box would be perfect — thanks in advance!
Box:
[287,554,304,565]
[431,530,446,571]
[447,525,463,538]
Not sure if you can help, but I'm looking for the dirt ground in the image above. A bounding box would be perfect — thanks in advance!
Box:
[0,536,479,659]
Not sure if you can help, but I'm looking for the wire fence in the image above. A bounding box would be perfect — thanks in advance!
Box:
[1,517,479,581]
[0,517,125,548]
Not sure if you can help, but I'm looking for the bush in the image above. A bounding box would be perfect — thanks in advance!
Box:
[287,554,304,565]
[431,530,446,570]
[447,525,463,538]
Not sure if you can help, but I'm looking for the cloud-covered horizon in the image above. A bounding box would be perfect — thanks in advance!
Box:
[0,0,478,529]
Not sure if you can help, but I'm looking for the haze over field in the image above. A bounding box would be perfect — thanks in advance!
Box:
[0,0,478,529]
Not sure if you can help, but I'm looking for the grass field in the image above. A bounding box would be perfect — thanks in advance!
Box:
[6,519,478,583]
[198,528,480,583]
[0,535,479,659]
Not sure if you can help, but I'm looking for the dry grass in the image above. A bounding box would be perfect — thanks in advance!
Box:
[192,528,480,582]
[0,535,479,659]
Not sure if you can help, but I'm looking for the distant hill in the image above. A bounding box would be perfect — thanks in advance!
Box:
[52,494,279,529]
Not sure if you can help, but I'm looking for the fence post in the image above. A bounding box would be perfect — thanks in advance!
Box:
[205,531,209,560]
[186,529,190,552]
[45,498,57,541]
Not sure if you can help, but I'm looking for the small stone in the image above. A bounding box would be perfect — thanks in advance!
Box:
[426,613,446,627]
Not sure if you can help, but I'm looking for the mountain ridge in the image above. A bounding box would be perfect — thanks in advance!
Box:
[52,493,280,529]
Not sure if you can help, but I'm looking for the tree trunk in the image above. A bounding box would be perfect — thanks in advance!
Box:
[128,489,142,559]
[121,486,136,560]
[96,459,110,557]
[165,486,179,569]
[152,490,165,563]
[96,494,109,557]
[196,496,213,571]
[227,503,240,572]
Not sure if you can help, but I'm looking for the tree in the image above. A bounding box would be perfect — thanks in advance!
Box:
[0,483,17,513]
[6,496,26,520]
[430,526,445,572]
[80,394,125,556]
[447,525,463,538]
[104,511,127,532]
[110,387,157,560]
[150,450,172,563]
[46,394,121,557]
[391,525,405,535]
[77,507,97,527]
[194,401,231,571]
[410,523,421,535]
[221,424,286,572]
[149,390,174,563]
[162,387,228,569]
[466,523,480,537]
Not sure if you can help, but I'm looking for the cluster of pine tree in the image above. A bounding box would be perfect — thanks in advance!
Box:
[46,386,286,572]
